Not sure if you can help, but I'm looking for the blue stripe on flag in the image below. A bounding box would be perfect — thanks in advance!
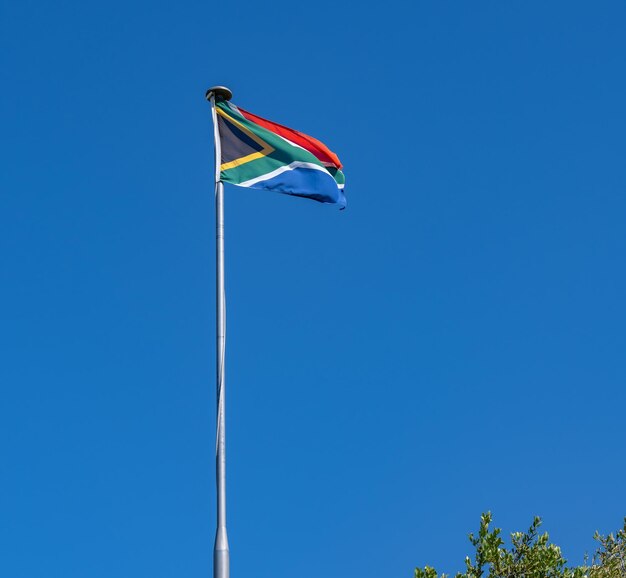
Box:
[245,167,346,208]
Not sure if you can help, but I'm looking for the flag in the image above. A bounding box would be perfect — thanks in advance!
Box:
[214,99,346,208]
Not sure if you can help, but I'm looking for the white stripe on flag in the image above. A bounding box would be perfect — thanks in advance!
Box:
[276,135,341,170]
[238,161,332,188]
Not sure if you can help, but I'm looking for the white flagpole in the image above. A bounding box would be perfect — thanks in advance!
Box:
[206,85,233,578]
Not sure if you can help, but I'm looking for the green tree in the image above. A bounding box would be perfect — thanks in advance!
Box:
[587,519,626,578]
[414,513,626,578]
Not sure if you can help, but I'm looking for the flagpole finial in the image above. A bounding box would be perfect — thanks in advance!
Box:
[206,86,233,102]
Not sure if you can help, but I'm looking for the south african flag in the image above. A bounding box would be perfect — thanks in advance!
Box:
[214,99,346,208]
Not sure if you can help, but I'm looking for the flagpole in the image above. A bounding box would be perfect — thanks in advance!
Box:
[206,85,233,578]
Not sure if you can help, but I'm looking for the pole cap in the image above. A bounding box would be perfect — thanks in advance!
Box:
[206,86,233,102]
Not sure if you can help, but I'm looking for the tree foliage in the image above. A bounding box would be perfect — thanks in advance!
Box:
[414,513,626,578]
[588,521,626,578]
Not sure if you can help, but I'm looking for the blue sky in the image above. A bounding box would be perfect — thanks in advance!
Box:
[1,1,625,577]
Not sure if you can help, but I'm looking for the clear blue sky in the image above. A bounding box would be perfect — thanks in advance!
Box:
[1,2,625,577]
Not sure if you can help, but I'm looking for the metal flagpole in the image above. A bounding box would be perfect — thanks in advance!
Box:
[206,85,233,578]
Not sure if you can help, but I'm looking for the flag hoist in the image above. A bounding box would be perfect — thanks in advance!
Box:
[206,85,346,578]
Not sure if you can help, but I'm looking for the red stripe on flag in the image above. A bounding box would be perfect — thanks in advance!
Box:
[238,107,343,169]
